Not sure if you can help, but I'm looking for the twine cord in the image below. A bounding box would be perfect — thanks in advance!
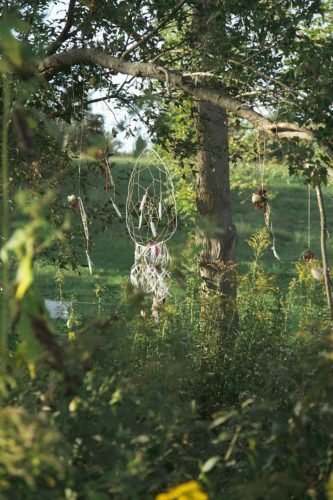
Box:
[308,184,311,249]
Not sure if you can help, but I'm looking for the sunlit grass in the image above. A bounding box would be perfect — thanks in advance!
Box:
[33,157,333,317]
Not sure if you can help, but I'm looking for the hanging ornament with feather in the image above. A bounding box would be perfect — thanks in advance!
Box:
[252,135,280,261]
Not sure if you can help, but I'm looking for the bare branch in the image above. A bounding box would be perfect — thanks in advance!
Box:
[46,0,77,56]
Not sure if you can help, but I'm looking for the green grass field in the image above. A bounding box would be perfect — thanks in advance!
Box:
[34,156,333,321]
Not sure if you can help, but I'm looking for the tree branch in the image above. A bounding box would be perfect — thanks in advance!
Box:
[38,48,333,160]
[46,0,77,56]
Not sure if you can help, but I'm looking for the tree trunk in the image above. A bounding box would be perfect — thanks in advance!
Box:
[196,101,237,303]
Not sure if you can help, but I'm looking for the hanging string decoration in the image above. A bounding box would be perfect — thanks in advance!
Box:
[67,193,93,274]
[303,184,316,262]
[65,69,122,276]
[99,99,123,219]
[126,148,177,320]
[64,71,94,274]
[302,184,324,281]
[97,148,122,219]
[252,135,280,261]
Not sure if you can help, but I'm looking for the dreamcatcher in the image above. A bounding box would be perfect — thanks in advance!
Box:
[126,148,177,321]
[251,135,280,260]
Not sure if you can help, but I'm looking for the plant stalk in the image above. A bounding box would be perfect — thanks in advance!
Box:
[315,184,333,320]
[1,74,11,360]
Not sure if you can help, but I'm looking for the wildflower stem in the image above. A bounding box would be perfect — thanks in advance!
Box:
[1,73,11,362]
[316,184,333,320]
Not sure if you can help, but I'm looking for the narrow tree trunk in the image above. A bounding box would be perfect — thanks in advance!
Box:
[315,184,333,320]
[192,0,237,330]
[196,101,237,301]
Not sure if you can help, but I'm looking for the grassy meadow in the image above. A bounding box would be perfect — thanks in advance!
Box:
[34,156,333,320]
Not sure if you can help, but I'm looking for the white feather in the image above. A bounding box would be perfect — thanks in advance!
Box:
[139,191,147,212]
[158,200,163,219]
[78,197,89,242]
[105,159,114,187]
[272,245,280,261]
[86,250,93,275]
[111,198,122,218]
[150,220,157,237]
[311,267,325,282]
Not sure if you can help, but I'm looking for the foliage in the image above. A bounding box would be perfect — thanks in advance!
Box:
[0,407,66,491]
[58,110,120,156]
[133,135,148,158]
[1,209,333,498]
[1,2,333,499]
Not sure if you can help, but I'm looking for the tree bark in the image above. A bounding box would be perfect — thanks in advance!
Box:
[196,101,237,303]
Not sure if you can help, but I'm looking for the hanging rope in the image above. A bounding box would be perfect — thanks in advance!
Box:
[101,100,122,219]
[308,183,311,250]
[252,133,280,261]
[67,66,93,274]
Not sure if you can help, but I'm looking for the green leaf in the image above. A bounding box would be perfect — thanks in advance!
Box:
[16,253,33,300]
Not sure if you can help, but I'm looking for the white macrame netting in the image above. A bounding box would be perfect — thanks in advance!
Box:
[126,148,177,319]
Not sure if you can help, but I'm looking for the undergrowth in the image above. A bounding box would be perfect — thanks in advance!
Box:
[0,228,332,499]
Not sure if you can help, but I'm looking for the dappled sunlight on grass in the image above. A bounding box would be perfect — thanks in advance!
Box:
[32,158,333,313]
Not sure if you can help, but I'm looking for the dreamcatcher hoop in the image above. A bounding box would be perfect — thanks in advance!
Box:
[126,148,177,245]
